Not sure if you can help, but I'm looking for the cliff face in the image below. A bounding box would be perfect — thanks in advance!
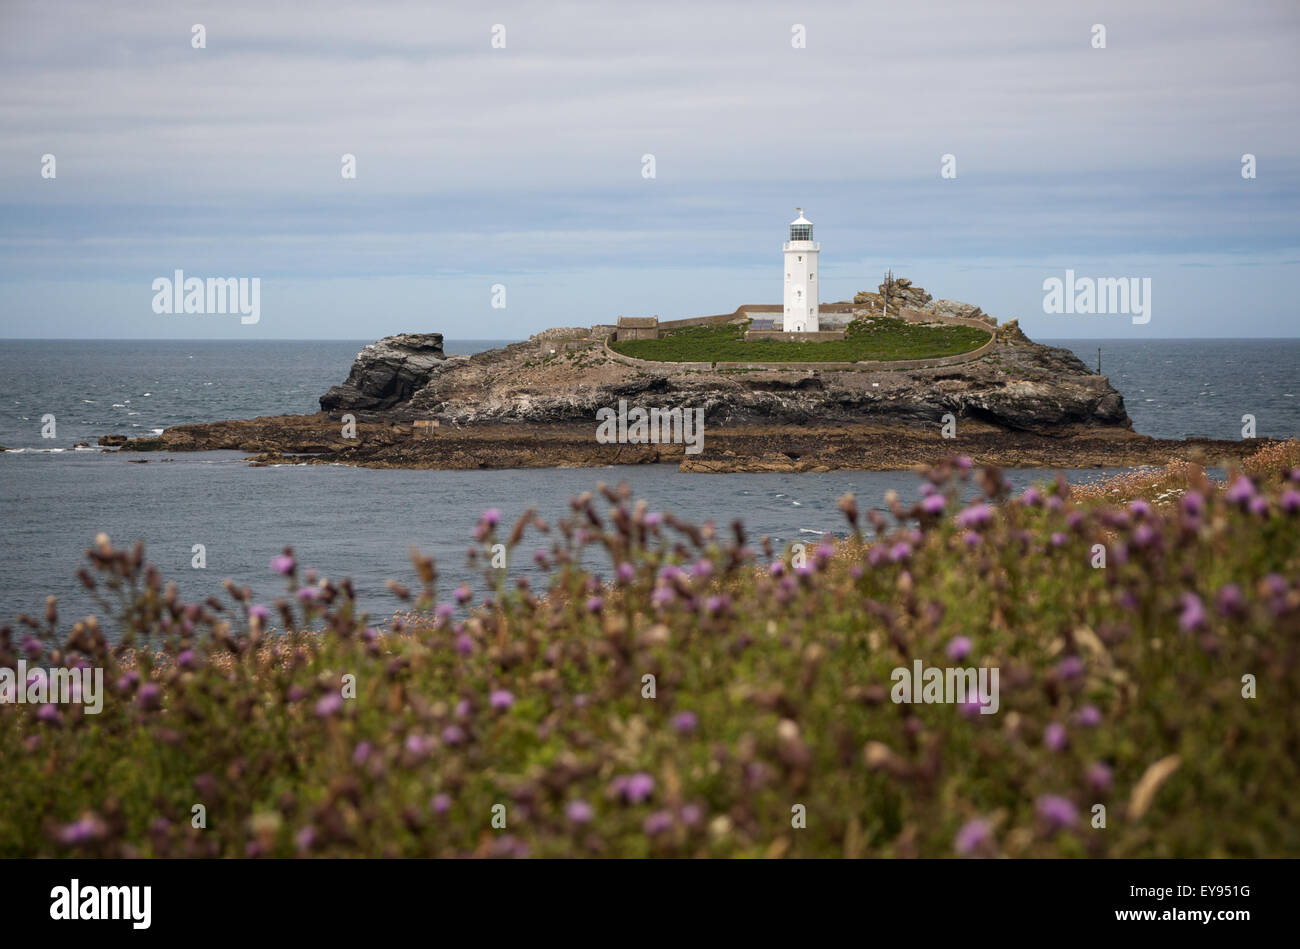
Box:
[323,319,1129,436]
[320,333,454,413]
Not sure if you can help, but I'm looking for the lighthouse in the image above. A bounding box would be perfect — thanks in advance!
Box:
[782,208,819,332]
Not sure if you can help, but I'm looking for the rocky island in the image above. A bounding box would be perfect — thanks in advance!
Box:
[106,279,1266,472]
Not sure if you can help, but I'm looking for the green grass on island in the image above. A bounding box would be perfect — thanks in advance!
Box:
[609,317,992,364]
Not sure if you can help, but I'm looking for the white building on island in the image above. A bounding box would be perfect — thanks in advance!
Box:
[782,208,820,332]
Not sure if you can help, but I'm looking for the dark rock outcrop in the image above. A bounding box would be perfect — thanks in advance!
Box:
[319,334,451,413]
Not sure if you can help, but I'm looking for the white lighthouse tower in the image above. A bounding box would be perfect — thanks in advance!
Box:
[782,208,819,332]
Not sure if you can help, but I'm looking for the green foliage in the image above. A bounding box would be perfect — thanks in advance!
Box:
[1,463,1298,858]
[609,318,990,363]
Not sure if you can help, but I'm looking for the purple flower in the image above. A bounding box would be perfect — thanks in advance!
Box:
[440,725,465,746]
[1086,762,1114,792]
[644,811,674,836]
[1179,592,1206,632]
[1225,476,1255,505]
[922,494,946,515]
[1128,499,1151,519]
[455,633,474,656]
[1249,495,1270,517]
[270,554,295,575]
[946,636,972,661]
[249,604,270,621]
[295,826,316,852]
[1044,722,1068,752]
[296,586,317,603]
[1132,524,1157,548]
[315,693,343,718]
[954,818,992,856]
[1282,489,1300,515]
[455,584,472,604]
[431,793,451,815]
[1075,704,1102,727]
[1036,794,1078,830]
[1182,491,1204,516]
[566,800,593,824]
[617,562,636,584]
[352,741,372,765]
[671,711,698,733]
[962,530,981,548]
[1020,487,1042,507]
[489,689,515,711]
[36,703,61,724]
[889,541,912,563]
[1057,655,1085,680]
[177,649,195,669]
[705,594,730,616]
[137,683,162,710]
[58,814,106,845]
[1216,584,1244,618]
[481,508,501,527]
[586,596,603,614]
[956,503,992,529]
[1066,510,1085,531]
[1050,532,1067,547]
[679,803,703,826]
[612,772,655,804]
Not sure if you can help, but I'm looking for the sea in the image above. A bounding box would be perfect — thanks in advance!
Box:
[1,338,1296,630]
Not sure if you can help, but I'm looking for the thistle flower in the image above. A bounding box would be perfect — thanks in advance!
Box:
[672,711,698,733]
[922,494,946,515]
[1225,476,1255,505]
[1282,488,1300,515]
[1044,722,1068,752]
[611,772,655,804]
[1075,704,1102,727]
[1086,762,1114,792]
[954,818,992,856]
[270,554,295,575]
[1057,655,1085,680]
[946,636,972,661]
[617,562,636,584]
[1036,794,1078,830]
[481,508,501,528]
[315,693,343,718]
[489,689,515,711]
[352,741,372,765]
[137,683,162,710]
[1216,584,1244,618]
[249,604,269,621]
[644,811,674,836]
[586,596,603,614]
[956,503,992,529]
[566,800,593,824]
[1178,592,1206,632]
[431,793,451,815]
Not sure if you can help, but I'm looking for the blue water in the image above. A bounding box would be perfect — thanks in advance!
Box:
[0,338,1295,630]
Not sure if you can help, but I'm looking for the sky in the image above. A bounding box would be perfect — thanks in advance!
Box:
[0,0,1297,340]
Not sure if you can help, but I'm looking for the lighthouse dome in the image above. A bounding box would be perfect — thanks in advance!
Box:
[789,208,813,242]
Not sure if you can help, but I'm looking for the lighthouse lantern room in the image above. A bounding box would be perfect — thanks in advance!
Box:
[782,208,820,332]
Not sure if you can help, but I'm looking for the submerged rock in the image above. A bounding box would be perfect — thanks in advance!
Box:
[320,333,449,413]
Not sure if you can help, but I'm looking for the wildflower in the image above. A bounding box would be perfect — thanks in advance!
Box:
[1225,476,1255,506]
[1249,495,1270,517]
[644,511,663,528]
[1132,524,1157,548]
[962,530,981,548]
[1057,655,1085,680]
[440,725,465,746]
[296,587,317,603]
[1216,584,1244,618]
[954,818,992,856]
[455,633,474,656]
[315,693,343,718]
[691,559,713,580]
[352,741,372,765]
[644,811,674,836]
[956,503,992,529]
[1128,499,1151,519]
[455,584,472,604]
[295,826,316,853]
[679,803,703,826]
[1020,487,1042,507]
[566,800,593,824]
[1181,491,1204,516]
[58,814,107,845]
[889,541,912,563]
[36,703,61,724]
[431,793,451,815]
[617,562,636,584]
[249,604,269,621]
[137,683,162,710]
[671,711,698,733]
[489,689,515,711]
[612,772,655,804]
[1050,532,1067,547]
[1178,592,1206,632]
[1282,488,1300,515]
[1086,762,1114,792]
[922,494,946,515]
[1036,794,1078,830]
[177,649,195,669]
[481,508,501,528]
[1044,722,1068,752]
[1075,704,1102,727]
[705,594,730,616]
[1066,510,1085,531]
[270,554,295,575]
[946,636,972,661]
